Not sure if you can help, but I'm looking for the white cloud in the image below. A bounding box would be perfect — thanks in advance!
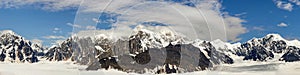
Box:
[43,35,66,39]
[289,0,300,5]
[277,22,288,27]
[67,23,81,28]
[0,0,81,11]
[72,0,247,42]
[277,1,293,11]
[54,28,60,31]
[1,0,247,42]
[92,18,100,23]
[54,40,65,45]
[31,39,43,46]
[234,12,247,17]
[53,27,62,33]
[273,0,300,11]
[86,25,96,30]
[253,26,265,31]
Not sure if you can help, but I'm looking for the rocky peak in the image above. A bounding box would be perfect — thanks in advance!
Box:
[0,30,39,63]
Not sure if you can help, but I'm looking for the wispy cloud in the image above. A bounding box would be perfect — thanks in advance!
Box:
[67,23,81,28]
[31,39,43,46]
[92,18,100,23]
[43,35,66,39]
[53,40,65,45]
[67,23,96,30]
[253,26,265,31]
[0,0,81,11]
[54,28,60,31]
[234,12,247,16]
[53,27,62,33]
[273,0,300,11]
[86,25,96,30]
[277,22,288,27]
[74,0,247,42]
[289,0,300,5]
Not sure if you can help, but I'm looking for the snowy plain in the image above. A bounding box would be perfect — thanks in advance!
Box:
[1,59,300,75]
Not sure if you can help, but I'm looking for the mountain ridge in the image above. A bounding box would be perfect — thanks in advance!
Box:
[1,30,300,74]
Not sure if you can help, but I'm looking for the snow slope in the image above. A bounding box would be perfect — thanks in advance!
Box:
[1,60,300,75]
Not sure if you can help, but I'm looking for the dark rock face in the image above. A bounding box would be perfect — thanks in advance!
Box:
[233,36,288,61]
[45,37,97,65]
[165,44,181,66]
[200,41,234,65]
[0,32,39,63]
[156,64,179,74]
[280,46,300,62]
[74,37,97,65]
[156,41,234,74]
[92,37,121,70]
[95,38,113,59]
[197,41,234,71]
[0,50,5,61]
[156,44,181,74]
[132,50,151,64]
[129,31,146,54]
[99,57,122,70]
[249,34,300,62]
[260,35,287,53]
[128,31,153,65]
[269,40,287,53]
[243,45,274,61]
[45,38,73,61]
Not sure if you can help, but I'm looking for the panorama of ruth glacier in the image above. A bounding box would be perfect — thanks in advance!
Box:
[2,28,300,75]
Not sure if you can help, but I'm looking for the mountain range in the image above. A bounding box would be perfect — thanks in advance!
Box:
[1,29,300,74]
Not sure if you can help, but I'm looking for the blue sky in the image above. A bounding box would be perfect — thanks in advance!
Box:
[0,8,77,46]
[223,0,300,41]
[0,0,300,46]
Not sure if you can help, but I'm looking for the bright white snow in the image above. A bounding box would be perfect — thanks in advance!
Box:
[1,60,300,75]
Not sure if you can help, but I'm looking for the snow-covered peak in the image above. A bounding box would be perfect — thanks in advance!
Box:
[265,34,300,48]
[211,39,227,49]
[133,25,145,32]
[246,34,300,48]
[210,39,242,50]
[0,30,40,63]
[130,28,184,48]
[264,33,286,41]
[95,34,111,41]
[287,39,300,48]
[49,45,58,49]
[0,30,16,35]
[244,33,287,47]
[159,29,175,39]
[95,34,108,39]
